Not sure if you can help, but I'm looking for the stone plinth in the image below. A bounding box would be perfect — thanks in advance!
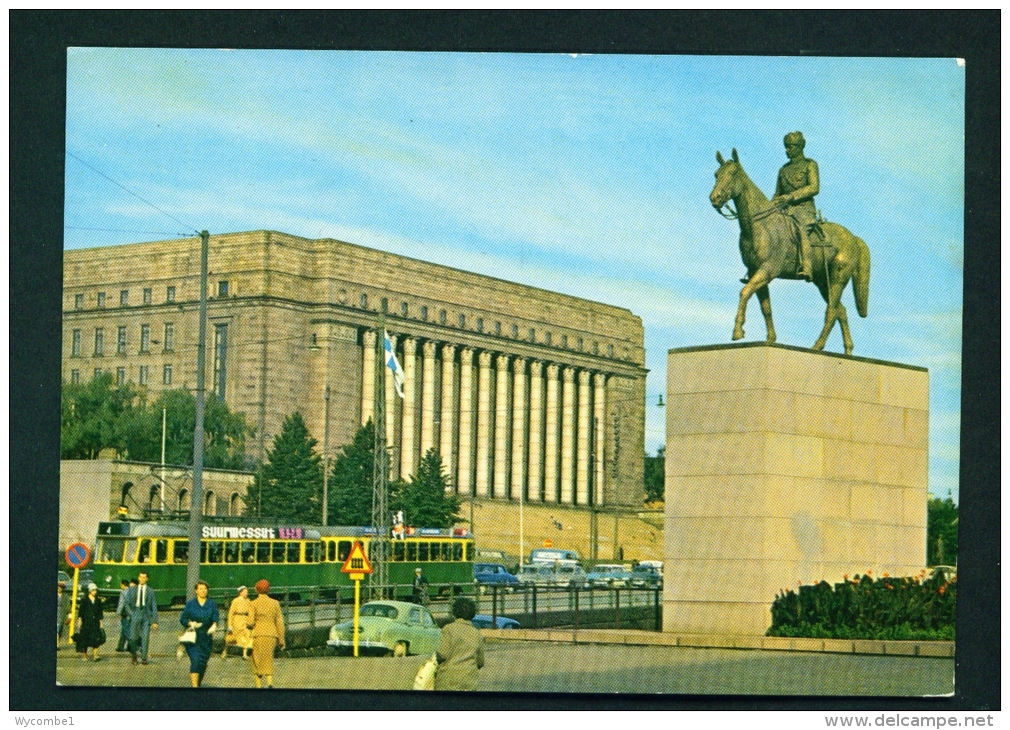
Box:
[664,343,929,635]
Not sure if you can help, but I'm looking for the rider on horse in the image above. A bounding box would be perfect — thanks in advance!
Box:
[772,131,819,281]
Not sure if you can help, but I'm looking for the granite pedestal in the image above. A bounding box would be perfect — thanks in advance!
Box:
[664,343,929,635]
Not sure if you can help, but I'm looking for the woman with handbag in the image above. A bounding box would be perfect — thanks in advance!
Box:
[179,579,219,688]
[74,583,105,662]
[222,585,253,660]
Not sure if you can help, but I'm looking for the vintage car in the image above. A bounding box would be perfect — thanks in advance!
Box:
[327,600,441,657]
[474,562,520,591]
[585,563,633,588]
[628,563,663,589]
[517,560,586,588]
[471,614,521,630]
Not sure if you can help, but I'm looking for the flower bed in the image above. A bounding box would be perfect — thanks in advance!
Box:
[767,570,955,641]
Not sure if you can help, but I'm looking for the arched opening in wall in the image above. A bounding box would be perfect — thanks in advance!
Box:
[204,490,216,516]
[148,484,161,512]
[229,492,241,516]
[179,488,190,512]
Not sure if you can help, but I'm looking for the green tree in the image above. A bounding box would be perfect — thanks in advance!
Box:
[395,449,461,529]
[252,412,322,522]
[61,377,253,470]
[61,373,139,459]
[927,495,959,566]
[329,420,387,526]
[643,446,665,503]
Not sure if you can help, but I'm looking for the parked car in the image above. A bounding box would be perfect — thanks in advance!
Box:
[629,563,663,589]
[474,562,519,591]
[529,547,580,565]
[585,563,633,588]
[472,614,521,630]
[475,548,520,573]
[517,560,586,588]
[327,600,441,657]
[58,570,71,585]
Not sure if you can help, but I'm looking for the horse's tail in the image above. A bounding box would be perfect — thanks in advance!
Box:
[853,236,870,318]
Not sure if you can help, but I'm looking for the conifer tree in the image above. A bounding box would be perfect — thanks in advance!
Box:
[252,412,322,522]
[329,420,383,526]
[395,449,461,529]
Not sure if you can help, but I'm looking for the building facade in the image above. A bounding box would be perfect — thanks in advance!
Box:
[63,230,647,511]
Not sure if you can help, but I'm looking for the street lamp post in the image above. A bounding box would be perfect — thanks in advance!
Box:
[322,385,331,526]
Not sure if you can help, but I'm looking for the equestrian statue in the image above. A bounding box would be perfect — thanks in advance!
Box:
[709,132,871,356]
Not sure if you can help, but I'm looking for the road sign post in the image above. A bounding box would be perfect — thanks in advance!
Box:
[64,543,92,645]
[340,541,373,657]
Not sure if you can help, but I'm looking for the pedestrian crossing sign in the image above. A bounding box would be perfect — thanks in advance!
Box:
[340,540,373,578]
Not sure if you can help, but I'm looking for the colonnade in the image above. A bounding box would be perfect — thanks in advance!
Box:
[359,331,610,507]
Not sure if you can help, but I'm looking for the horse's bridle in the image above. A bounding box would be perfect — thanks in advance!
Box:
[716,201,783,222]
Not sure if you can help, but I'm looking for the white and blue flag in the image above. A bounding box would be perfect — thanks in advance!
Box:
[383,330,405,398]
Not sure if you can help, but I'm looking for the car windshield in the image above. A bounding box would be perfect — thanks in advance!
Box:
[360,604,399,619]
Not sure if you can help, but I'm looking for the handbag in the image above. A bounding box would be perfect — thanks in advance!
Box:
[412,653,438,690]
[178,627,197,644]
[97,627,107,647]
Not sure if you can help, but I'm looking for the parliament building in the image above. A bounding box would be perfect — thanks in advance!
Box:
[62,230,648,529]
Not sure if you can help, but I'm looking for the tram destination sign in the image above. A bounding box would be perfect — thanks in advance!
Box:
[201,525,307,540]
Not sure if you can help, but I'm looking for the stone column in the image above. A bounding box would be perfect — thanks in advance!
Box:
[400,337,417,479]
[593,372,607,506]
[457,347,474,495]
[560,366,576,503]
[576,369,591,505]
[527,360,543,502]
[385,333,397,457]
[420,341,437,458]
[494,354,510,498]
[543,363,560,503]
[440,343,456,476]
[361,330,376,426]
[475,351,492,497]
[511,357,527,500]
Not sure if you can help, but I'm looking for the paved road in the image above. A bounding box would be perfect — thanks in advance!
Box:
[57,638,953,695]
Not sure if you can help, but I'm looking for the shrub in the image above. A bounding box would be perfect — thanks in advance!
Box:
[767,570,955,641]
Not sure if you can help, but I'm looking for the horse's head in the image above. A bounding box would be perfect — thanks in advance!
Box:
[710,148,742,210]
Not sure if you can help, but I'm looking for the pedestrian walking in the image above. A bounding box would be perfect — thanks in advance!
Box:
[247,579,285,688]
[57,582,72,646]
[412,567,429,605]
[114,579,131,652]
[433,597,484,691]
[74,583,106,662]
[223,585,253,659]
[179,580,219,688]
[126,571,158,665]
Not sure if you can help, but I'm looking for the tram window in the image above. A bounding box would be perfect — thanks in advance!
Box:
[442,543,453,561]
[429,542,441,561]
[465,543,473,561]
[337,541,352,562]
[155,539,169,564]
[207,541,224,564]
[304,542,317,563]
[272,542,286,563]
[406,542,417,561]
[257,542,271,563]
[452,543,462,561]
[174,541,188,563]
[326,540,336,562]
[124,539,139,563]
[99,539,125,563]
[137,539,151,564]
[287,542,300,562]
[200,542,208,562]
[241,542,256,563]
[392,542,405,561]
[418,542,429,561]
[224,541,239,564]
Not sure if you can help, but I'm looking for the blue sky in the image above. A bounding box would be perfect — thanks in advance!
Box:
[64,49,965,501]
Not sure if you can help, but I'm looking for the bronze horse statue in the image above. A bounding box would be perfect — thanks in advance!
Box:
[709,149,871,355]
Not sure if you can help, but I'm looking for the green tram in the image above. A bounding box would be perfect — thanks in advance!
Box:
[94,520,475,608]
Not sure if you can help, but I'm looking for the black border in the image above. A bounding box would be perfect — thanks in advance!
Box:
[11,10,999,711]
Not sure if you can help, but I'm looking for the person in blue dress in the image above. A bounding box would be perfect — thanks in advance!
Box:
[179,579,219,687]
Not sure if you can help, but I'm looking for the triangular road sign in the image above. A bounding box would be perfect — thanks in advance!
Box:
[340,540,374,575]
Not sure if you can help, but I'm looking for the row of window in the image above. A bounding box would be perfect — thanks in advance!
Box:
[96,537,472,566]
[69,364,174,386]
[361,294,616,358]
[70,323,175,357]
[71,281,231,310]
